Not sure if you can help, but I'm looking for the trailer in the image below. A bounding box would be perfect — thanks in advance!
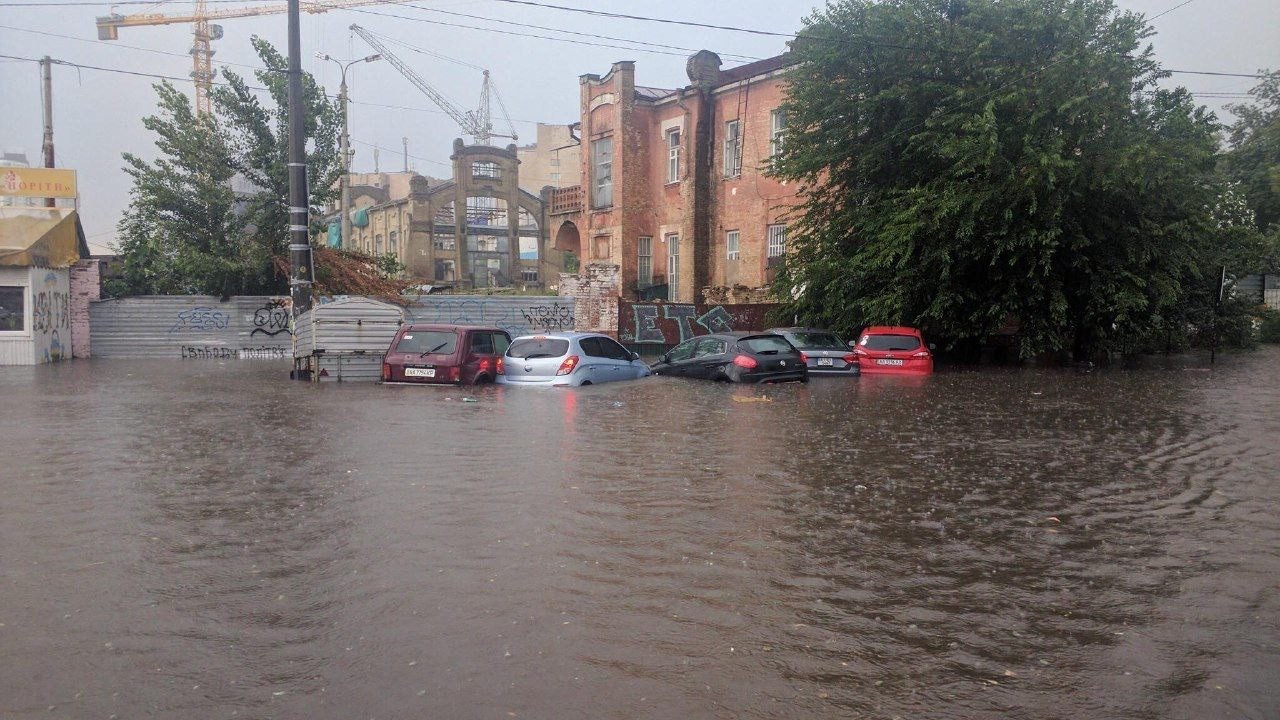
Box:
[292,296,406,382]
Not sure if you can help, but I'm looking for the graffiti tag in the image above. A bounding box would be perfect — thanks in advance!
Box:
[251,300,292,338]
[169,307,231,333]
[520,304,575,331]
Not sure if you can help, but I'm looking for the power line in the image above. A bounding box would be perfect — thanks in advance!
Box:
[0,23,273,73]
[1165,69,1268,79]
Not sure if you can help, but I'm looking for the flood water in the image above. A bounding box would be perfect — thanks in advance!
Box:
[2,349,1278,719]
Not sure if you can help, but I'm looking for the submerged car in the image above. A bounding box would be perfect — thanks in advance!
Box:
[497,332,651,387]
[382,324,510,385]
[852,326,934,375]
[767,327,860,377]
[650,332,808,383]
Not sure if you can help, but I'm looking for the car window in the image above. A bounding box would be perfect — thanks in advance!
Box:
[579,337,605,358]
[470,332,495,354]
[739,335,794,354]
[788,331,843,349]
[666,338,698,362]
[493,333,510,356]
[693,337,726,357]
[860,334,921,351]
[394,330,457,355]
[508,337,570,359]
[595,336,633,361]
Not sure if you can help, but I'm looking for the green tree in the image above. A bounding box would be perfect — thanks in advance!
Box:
[1222,70,1280,234]
[114,37,341,297]
[116,82,245,296]
[772,0,1225,361]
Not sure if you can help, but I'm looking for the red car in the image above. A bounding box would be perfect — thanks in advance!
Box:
[382,324,510,385]
[851,326,934,374]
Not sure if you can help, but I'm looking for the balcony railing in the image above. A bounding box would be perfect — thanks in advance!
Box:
[549,185,583,215]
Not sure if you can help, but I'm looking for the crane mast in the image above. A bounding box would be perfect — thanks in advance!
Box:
[95,1,414,113]
[349,24,517,145]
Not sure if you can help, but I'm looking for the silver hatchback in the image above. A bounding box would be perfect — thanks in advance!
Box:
[497,332,651,387]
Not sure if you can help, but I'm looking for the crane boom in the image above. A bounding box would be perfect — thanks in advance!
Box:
[350,24,516,145]
[95,0,415,113]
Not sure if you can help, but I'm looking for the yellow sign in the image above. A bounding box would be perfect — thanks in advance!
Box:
[0,168,78,199]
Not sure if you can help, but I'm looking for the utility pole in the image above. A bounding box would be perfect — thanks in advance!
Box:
[40,56,55,208]
[402,136,409,173]
[286,0,312,315]
[317,51,379,252]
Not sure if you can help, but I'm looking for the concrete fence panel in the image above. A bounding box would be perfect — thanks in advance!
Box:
[89,296,292,360]
[406,295,575,337]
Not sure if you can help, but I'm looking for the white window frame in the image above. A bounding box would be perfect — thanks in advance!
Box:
[723,120,742,177]
[726,230,740,261]
[666,233,680,302]
[637,236,653,286]
[767,224,786,258]
[388,230,398,255]
[0,283,30,336]
[665,128,681,184]
[591,137,613,208]
[770,109,787,159]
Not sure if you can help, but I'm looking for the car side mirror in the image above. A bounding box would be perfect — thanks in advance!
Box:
[929,343,936,351]
[631,351,641,361]
[847,340,857,348]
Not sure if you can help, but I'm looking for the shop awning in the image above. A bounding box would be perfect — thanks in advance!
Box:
[0,208,90,268]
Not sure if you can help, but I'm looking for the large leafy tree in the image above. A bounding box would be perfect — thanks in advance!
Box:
[772,0,1225,361]
[1221,70,1280,267]
[114,37,341,297]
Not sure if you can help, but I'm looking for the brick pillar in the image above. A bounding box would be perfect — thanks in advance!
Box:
[69,259,102,358]
[561,263,619,335]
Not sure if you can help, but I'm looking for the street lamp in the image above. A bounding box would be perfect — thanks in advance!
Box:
[317,51,380,251]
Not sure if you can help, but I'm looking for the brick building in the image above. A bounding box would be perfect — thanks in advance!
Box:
[516,123,582,194]
[545,50,800,302]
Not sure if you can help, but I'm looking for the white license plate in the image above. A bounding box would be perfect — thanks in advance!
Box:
[876,359,904,366]
[817,358,834,366]
[405,367,436,378]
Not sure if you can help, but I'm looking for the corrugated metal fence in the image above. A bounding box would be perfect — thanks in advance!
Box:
[89,295,576,360]
[405,295,575,336]
[90,296,292,360]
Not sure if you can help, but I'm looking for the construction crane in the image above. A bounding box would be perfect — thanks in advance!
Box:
[95,1,413,114]
[350,24,517,145]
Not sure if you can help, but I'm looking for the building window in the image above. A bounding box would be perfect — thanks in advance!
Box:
[435,259,456,282]
[666,233,679,301]
[550,157,560,167]
[521,268,539,282]
[770,109,787,159]
[723,120,742,177]
[388,230,398,255]
[591,137,613,208]
[593,235,611,260]
[0,286,25,332]
[637,236,653,286]
[433,233,456,251]
[375,234,383,254]
[666,128,681,184]
[473,161,501,179]
[549,172,561,181]
[767,224,787,258]
[726,230,740,261]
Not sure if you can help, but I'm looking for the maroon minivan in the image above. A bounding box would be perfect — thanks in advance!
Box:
[382,324,511,385]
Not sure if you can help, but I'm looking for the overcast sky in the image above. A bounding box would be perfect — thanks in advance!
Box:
[1,0,1276,253]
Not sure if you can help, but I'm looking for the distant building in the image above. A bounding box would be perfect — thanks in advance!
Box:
[516,124,582,194]
[321,143,546,291]
[544,50,801,302]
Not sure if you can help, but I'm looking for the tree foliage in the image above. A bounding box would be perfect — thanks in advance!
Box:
[771,0,1232,361]
[113,37,341,297]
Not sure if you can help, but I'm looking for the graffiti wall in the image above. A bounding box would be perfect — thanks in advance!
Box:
[32,268,71,363]
[617,301,780,346]
[89,296,294,359]
[406,296,575,337]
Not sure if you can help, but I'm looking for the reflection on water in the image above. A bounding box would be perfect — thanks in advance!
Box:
[1,351,1278,719]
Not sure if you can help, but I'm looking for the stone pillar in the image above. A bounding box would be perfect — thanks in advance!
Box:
[69,259,102,358]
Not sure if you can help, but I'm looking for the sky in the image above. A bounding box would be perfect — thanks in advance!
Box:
[1,0,1277,254]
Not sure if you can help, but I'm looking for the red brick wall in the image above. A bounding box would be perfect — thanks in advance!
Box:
[617,300,780,346]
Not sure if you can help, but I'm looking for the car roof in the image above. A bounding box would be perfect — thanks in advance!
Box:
[767,327,840,334]
[402,324,506,333]
[509,331,610,340]
[861,325,923,336]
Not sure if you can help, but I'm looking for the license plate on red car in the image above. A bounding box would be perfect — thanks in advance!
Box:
[876,359,904,366]
[405,367,436,378]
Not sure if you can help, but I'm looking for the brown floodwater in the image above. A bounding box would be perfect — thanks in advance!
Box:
[2,349,1278,719]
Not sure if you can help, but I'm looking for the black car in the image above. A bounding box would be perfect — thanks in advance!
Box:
[650,332,808,383]
[766,327,860,377]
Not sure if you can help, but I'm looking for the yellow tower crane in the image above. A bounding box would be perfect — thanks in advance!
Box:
[96,1,411,114]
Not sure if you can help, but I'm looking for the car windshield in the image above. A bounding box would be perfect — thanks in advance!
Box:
[508,338,571,359]
[861,334,921,351]
[395,330,457,355]
[739,335,794,355]
[787,331,843,349]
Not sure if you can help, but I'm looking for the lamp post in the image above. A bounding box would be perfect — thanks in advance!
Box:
[317,51,380,251]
